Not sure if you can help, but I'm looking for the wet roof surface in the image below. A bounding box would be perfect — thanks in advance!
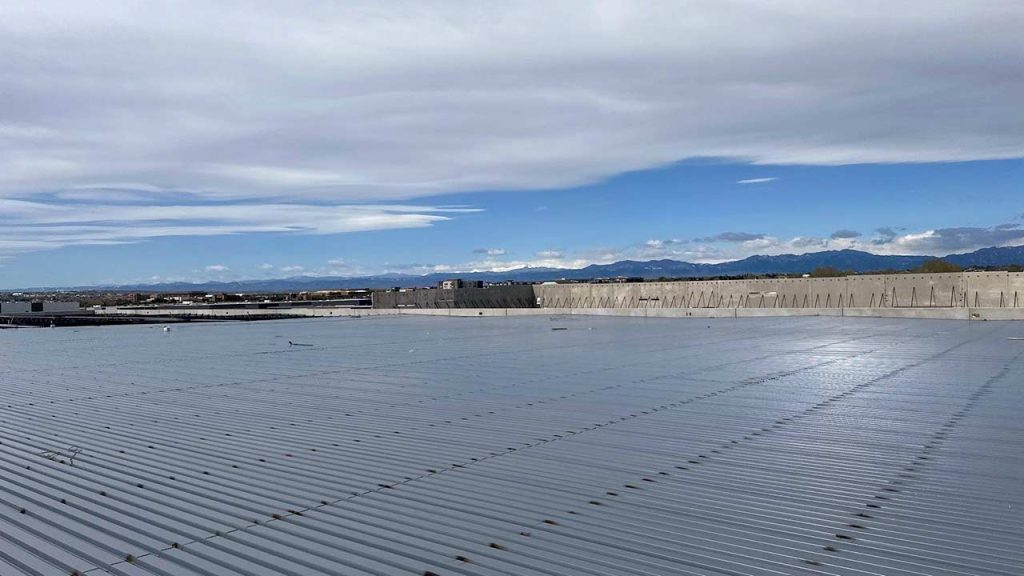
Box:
[1,316,1022,576]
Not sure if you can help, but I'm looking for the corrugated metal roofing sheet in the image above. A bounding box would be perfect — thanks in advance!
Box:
[0,316,1021,575]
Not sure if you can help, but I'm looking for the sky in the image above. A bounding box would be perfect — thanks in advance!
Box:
[1,1,1023,288]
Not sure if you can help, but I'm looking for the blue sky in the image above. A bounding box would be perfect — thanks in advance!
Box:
[5,159,1021,288]
[1,2,1023,288]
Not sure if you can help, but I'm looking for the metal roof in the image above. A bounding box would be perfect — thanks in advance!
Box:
[0,316,1021,576]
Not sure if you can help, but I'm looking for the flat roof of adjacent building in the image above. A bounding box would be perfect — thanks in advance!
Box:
[0,316,1021,575]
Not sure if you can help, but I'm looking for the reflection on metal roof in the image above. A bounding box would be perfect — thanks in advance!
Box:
[0,316,1021,575]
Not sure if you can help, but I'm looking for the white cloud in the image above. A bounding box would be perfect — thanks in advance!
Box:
[736,178,778,185]
[280,265,305,274]
[0,0,1020,213]
[873,226,1024,255]
[258,263,275,270]
[205,264,229,272]
[644,238,683,249]
[536,250,563,258]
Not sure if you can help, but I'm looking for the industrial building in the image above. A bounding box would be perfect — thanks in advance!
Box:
[0,301,79,314]
[373,284,536,309]
[0,316,1020,575]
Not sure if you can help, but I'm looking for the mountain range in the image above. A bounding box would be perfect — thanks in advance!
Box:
[30,245,1024,293]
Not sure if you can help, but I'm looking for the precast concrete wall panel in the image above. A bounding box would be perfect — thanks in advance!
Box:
[532,284,560,307]
[725,279,749,307]
[743,278,784,308]
[714,279,749,308]
[964,271,1010,308]
[885,273,963,307]
[846,275,886,307]
[683,280,726,308]
[804,277,844,308]
[588,284,617,307]
[1009,273,1024,307]
[778,278,803,308]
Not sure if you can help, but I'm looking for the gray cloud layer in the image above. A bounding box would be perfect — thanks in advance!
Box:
[698,232,767,243]
[830,229,862,239]
[2,1,1023,205]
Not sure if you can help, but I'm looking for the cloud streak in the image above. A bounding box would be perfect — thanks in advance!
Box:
[696,232,767,243]
[0,199,477,256]
[473,248,507,256]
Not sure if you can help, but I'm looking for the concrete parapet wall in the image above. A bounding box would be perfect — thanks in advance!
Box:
[534,271,1024,310]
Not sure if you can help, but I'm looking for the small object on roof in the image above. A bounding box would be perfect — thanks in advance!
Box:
[162,326,171,332]
[40,445,82,466]
[1008,337,1024,340]
[552,327,568,331]
[288,341,313,347]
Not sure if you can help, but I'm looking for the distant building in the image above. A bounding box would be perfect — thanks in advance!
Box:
[439,279,484,290]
